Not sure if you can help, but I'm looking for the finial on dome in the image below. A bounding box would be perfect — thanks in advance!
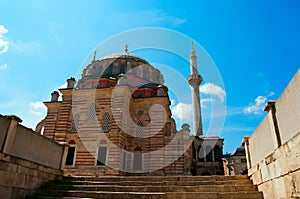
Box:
[125,44,128,54]
[93,50,97,61]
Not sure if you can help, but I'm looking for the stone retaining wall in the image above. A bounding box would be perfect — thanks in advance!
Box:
[245,69,300,199]
[0,114,65,199]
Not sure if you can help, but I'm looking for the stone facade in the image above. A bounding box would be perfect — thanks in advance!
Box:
[245,69,300,198]
[222,143,247,176]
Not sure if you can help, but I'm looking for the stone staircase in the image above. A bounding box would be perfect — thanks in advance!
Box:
[27,175,263,199]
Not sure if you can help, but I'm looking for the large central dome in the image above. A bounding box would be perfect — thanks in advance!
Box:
[77,51,164,90]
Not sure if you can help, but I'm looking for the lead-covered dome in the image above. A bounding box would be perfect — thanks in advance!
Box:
[77,52,165,91]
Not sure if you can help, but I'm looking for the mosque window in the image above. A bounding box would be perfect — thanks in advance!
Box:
[165,122,171,136]
[137,110,143,117]
[87,103,96,120]
[206,145,213,162]
[108,65,113,75]
[133,147,142,171]
[102,112,110,133]
[127,61,131,69]
[214,145,223,162]
[70,114,80,133]
[136,120,143,138]
[120,64,126,74]
[198,145,205,162]
[138,92,144,98]
[122,150,127,171]
[65,140,76,166]
[96,146,107,166]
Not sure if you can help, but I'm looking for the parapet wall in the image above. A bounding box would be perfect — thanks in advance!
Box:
[0,114,65,199]
[245,69,300,199]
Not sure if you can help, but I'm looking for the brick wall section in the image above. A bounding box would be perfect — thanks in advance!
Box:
[44,84,188,176]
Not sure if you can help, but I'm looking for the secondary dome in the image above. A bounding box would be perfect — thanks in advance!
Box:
[77,51,164,89]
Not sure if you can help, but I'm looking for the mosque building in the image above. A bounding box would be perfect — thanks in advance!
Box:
[36,44,224,176]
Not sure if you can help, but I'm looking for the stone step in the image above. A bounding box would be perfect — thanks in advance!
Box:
[38,184,257,194]
[28,175,263,199]
[56,179,252,186]
[29,191,263,199]
[63,175,248,182]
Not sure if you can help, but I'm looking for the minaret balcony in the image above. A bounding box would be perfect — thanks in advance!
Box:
[188,75,202,86]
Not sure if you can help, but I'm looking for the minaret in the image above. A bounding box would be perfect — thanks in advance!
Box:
[188,42,203,136]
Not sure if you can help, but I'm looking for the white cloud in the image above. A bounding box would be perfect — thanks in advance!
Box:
[201,98,215,103]
[171,102,193,122]
[29,102,46,116]
[200,83,226,102]
[243,96,267,115]
[0,25,9,53]
[267,91,275,97]
[0,64,8,71]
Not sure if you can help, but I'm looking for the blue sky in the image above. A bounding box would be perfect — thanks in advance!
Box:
[0,1,299,153]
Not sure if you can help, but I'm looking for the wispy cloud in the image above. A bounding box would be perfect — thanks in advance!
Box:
[29,102,46,116]
[200,83,226,102]
[0,25,9,54]
[0,64,8,71]
[10,40,41,54]
[243,96,267,115]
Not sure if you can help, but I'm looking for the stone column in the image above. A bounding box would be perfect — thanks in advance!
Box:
[243,136,251,169]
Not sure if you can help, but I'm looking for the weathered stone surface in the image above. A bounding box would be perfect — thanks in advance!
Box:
[246,69,300,199]
[29,175,263,199]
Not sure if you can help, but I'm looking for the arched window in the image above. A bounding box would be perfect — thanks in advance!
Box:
[198,145,205,162]
[206,145,213,162]
[87,103,96,120]
[70,114,80,132]
[102,112,110,133]
[214,145,223,162]
[136,120,143,138]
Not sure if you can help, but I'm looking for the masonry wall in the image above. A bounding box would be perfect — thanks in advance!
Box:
[245,69,300,199]
[0,115,64,199]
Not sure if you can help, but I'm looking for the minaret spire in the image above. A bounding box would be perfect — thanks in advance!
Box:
[188,41,203,136]
[125,44,128,54]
